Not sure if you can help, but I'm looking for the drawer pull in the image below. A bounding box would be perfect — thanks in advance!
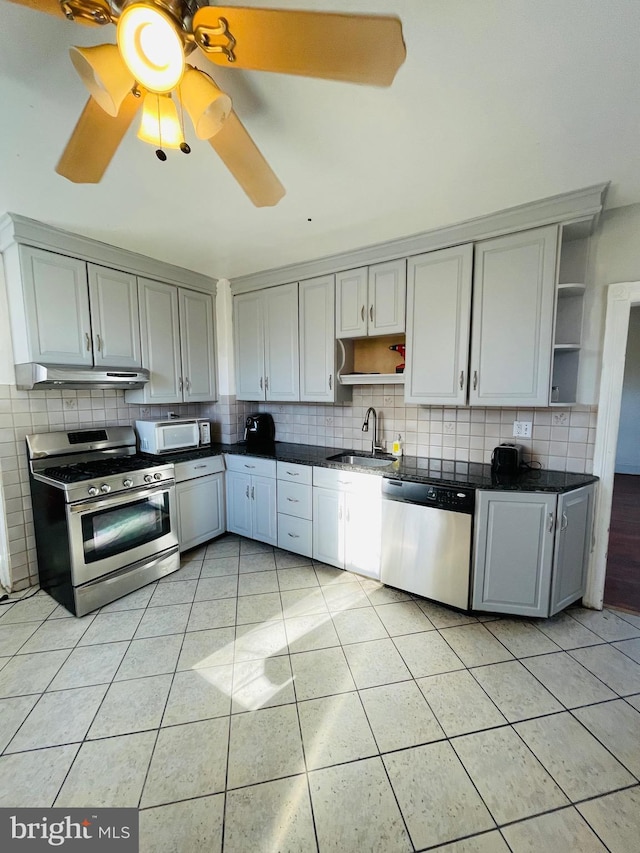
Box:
[287,533,300,538]
[338,479,352,485]
[194,464,207,469]
[286,497,299,503]
[286,471,300,476]
[244,464,256,469]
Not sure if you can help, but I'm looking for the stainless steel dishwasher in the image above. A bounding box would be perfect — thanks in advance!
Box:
[380,479,475,610]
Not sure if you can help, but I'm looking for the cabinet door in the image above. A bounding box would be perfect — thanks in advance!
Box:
[405,246,473,405]
[312,487,344,568]
[264,283,299,401]
[226,471,252,538]
[234,291,265,401]
[299,275,338,402]
[345,489,382,579]
[20,246,92,365]
[473,490,556,616]
[550,484,594,615]
[88,264,141,368]
[179,289,217,402]
[251,475,277,545]
[470,225,558,406]
[368,259,406,336]
[176,472,225,552]
[136,278,182,404]
[336,267,368,339]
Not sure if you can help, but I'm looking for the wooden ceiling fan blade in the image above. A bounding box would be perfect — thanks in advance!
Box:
[193,6,406,86]
[5,0,110,24]
[208,111,285,207]
[56,93,140,183]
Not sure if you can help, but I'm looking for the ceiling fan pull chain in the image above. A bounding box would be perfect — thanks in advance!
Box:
[194,17,237,63]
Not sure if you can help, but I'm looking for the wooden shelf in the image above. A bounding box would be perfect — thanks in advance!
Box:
[339,373,404,386]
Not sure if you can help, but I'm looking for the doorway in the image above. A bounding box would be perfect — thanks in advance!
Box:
[587,281,640,610]
[603,306,640,612]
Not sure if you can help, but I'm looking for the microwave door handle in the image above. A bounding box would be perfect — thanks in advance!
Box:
[68,483,173,514]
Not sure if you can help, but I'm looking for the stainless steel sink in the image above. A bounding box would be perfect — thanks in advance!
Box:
[326,453,396,468]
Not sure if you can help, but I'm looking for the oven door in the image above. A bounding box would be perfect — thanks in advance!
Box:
[66,483,178,586]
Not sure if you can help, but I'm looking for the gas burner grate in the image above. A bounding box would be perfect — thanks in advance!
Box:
[42,456,164,483]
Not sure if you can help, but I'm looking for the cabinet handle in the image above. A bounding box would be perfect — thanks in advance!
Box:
[85,332,91,351]
[244,464,256,469]
[251,486,255,500]
[96,334,103,353]
[473,370,478,390]
[287,533,300,539]
[265,376,269,391]
[260,376,263,391]
[286,497,299,503]
[561,512,568,531]
[178,377,183,391]
[338,479,351,485]
[185,377,191,391]
[369,305,374,322]
[361,305,365,322]
[459,370,464,390]
[548,512,554,533]
[329,374,332,390]
[338,506,343,520]
[286,471,299,476]
[194,464,207,469]
[245,485,250,498]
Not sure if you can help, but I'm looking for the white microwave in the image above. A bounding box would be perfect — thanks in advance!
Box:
[135,419,200,454]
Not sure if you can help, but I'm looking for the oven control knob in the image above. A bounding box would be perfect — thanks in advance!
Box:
[153,472,163,481]
[88,486,99,497]
[123,479,133,488]
[144,474,153,483]
[100,484,111,494]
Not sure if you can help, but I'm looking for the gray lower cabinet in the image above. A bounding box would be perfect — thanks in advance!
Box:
[472,485,594,617]
[174,457,226,552]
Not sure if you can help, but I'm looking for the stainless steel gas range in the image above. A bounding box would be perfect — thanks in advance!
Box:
[26,426,180,616]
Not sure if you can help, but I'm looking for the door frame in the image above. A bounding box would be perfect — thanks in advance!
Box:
[586,280,640,608]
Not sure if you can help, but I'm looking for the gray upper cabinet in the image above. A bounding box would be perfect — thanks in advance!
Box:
[473,484,595,618]
[299,274,350,403]
[336,259,406,339]
[87,264,141,368]
[233,284,299,402]
[405,245,473,405]
[126,279,217,405]
[470,225,558,406]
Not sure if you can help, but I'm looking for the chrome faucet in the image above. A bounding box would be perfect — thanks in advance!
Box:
[362,407,385,455]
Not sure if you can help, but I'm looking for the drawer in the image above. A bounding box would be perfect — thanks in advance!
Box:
[313,466,381,495]
[277,481,312,519]
[278,514,312,558]
[174,455,225,483]
[225,454,276,478]
[277,461,312,485]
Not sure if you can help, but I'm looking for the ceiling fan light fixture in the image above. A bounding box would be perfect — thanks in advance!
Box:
[117,3,185,93]
[179,67,232,140]
[137,92,183,148]
[69,44,135,117]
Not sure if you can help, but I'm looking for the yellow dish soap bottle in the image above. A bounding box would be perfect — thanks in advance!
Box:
[392,433,403,458]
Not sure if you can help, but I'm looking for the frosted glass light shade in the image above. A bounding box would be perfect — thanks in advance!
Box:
[117,3,184,93]
[70,44,134,117]
[137,93,183,148]
[180,67,232,140]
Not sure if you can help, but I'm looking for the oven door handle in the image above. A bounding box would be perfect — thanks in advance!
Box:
[68,483,174,514]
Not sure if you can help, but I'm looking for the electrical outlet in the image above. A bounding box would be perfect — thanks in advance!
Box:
[513,420,532,438]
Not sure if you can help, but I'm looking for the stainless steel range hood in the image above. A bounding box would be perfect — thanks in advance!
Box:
[15,363,150,391]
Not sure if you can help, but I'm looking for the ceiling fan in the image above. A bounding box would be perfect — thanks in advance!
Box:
[7,1,406,206]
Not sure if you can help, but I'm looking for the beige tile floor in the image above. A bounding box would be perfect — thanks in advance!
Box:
[1,534,640,852]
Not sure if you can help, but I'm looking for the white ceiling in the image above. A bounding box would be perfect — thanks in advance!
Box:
[1,0,639,280]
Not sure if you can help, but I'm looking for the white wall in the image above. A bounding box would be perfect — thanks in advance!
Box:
[615,305,640,473]
[580,202,640,403]
[0,257,16,385]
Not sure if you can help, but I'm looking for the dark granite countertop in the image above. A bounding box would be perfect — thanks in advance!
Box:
[143,441,597,493]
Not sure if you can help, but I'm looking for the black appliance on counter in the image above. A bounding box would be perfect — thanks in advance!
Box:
[491,443,523,476]
[244,413,276,451]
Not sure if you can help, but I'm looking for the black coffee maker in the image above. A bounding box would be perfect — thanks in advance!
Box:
[244,413,276,451]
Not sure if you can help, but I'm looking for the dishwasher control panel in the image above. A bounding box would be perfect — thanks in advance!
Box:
[382,479,475,514]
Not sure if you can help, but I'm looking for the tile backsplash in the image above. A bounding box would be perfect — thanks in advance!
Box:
[0,382,596,592]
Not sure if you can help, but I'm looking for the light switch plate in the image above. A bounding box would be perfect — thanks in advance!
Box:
[513,420,532,438]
